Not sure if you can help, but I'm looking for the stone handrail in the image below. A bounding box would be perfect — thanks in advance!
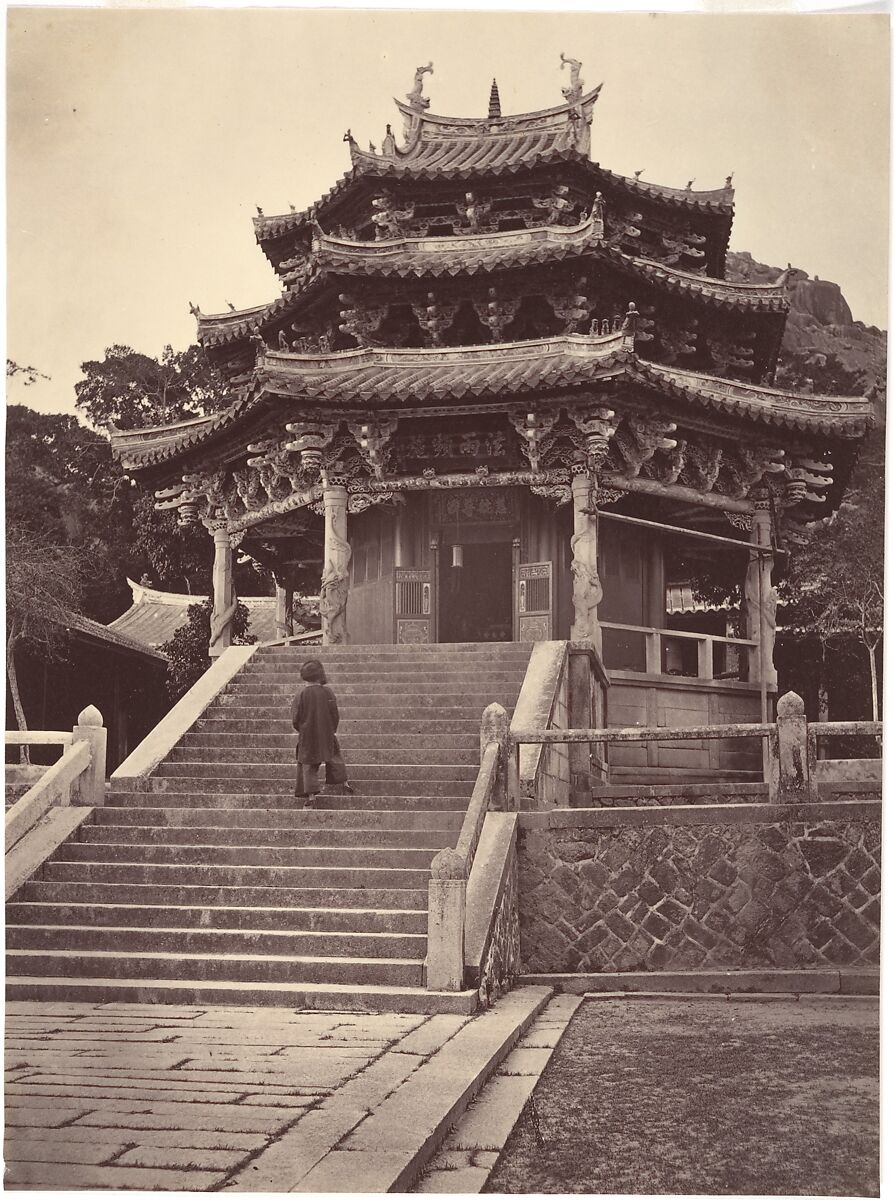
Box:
[510,691,882,805]
[5,707,107,855]
[510,722,775,744]
[426,703,509,992]
[113,644,257,780]
[5,732,73,747]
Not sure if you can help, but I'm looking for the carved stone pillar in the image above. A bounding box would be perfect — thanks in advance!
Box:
[209,522,236,658]
[744,499,777,692]
[570,469,602,653]
[320,481,351,645]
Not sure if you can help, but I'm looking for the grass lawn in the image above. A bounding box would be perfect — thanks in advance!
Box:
[486,995,878,1196]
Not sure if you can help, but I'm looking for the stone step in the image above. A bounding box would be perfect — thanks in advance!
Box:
[19,880,428,910]
[217,691,520,708]
[204,705,504,721]
[182,732,480,751]
[152,761,480,783]
[229,679,523,697]
[239,667,527,684]
[58,842,439,870]
[41,860,431,890]
[115,778,473,799]
[105,789,470,809]
[6,901,428,934]
[194,717,482,735]
[168,745,480,767]
[255,643,532,659]
[82,824,455,849]
[6,923,427,960]
[6,948,424,988]
[91,806,462,831]
[3,975,478,1014]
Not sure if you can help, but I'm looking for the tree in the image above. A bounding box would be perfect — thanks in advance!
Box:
[74,343,230,431]
[779,423,885,722]
[7,359,50,387]
[6,525,87,759]
[159,599,255,701]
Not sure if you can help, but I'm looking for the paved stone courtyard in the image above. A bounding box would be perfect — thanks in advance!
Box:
[4,989,562,1192]
[4,1001,467,1190]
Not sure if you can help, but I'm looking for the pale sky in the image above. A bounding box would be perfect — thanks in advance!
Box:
[6,9,890,416]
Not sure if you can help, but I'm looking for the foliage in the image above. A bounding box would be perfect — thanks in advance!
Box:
[7,359,50,386]
[6,405,137,621]
[74,343,230,431]
[159,599,256,700]
[779,425,885,719]
[6,524,89,748]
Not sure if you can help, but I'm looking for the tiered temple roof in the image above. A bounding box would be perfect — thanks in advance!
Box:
[113,61,872,534]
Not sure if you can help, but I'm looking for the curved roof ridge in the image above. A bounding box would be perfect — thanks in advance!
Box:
[637,359,872,410]
[595,165,735,209]
[392,83,604,130]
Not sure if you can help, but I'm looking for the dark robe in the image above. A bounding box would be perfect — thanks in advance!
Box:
[291,683,339,764]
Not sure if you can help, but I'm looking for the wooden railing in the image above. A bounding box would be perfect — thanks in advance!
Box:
[426,703,509,992]
[601,621,758,682]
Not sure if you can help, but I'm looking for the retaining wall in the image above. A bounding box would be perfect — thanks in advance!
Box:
[517,800,880,975]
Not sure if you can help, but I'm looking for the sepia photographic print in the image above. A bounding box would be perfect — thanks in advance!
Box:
[5,8,886,1194]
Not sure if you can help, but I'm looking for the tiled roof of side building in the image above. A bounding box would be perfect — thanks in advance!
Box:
[59,608,169,663]
[108,579,280,648]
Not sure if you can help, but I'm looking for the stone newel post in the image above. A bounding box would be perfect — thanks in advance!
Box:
[570,469,602,654]
[320,481,351,645]
[71,705,107,807]
[744,500,777,691]
[209,522,236,658]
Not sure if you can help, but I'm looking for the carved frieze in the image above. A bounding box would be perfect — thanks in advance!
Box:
[613,415,678,478]
[509,409,561,473]
[472,288,521,342]
[346,417,398,480]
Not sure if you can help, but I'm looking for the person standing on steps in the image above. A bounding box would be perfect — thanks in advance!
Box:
[291,659,352,807]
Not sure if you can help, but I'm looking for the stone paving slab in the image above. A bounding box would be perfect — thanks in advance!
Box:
[4,993,543,1192]
[410,994,583,1193]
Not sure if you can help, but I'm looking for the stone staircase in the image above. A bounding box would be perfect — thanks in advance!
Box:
[6,643,532,1012]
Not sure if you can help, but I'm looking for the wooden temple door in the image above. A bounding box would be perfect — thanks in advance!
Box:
[514,560,553,641]
[394,568,433,644]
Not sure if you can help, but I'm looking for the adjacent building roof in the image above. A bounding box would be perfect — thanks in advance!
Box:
[109,579,279,647]
[60,608,168,663]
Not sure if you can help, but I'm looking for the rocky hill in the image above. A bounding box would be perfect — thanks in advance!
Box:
[727,250,886,400]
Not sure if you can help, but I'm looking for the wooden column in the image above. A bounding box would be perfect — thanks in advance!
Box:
[570,470,602,654]
[209,522,236,658]
[320,481,351,645]
[273,566,296,641]
[744,499,777,696]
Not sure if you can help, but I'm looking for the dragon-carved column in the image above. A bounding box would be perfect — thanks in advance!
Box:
[568,406,617,655]
[208,518,237,658]
[320,479,351,645]
[570,469,602,653]
[743,496,777,694]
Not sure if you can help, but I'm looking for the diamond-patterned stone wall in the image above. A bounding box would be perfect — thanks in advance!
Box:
[518,809,881,973]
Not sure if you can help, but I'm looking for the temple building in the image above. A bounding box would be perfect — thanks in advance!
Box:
[111,60,872,780]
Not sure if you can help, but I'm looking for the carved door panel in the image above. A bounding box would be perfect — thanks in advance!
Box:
[515,561,553,642]
[394,568,433,644]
